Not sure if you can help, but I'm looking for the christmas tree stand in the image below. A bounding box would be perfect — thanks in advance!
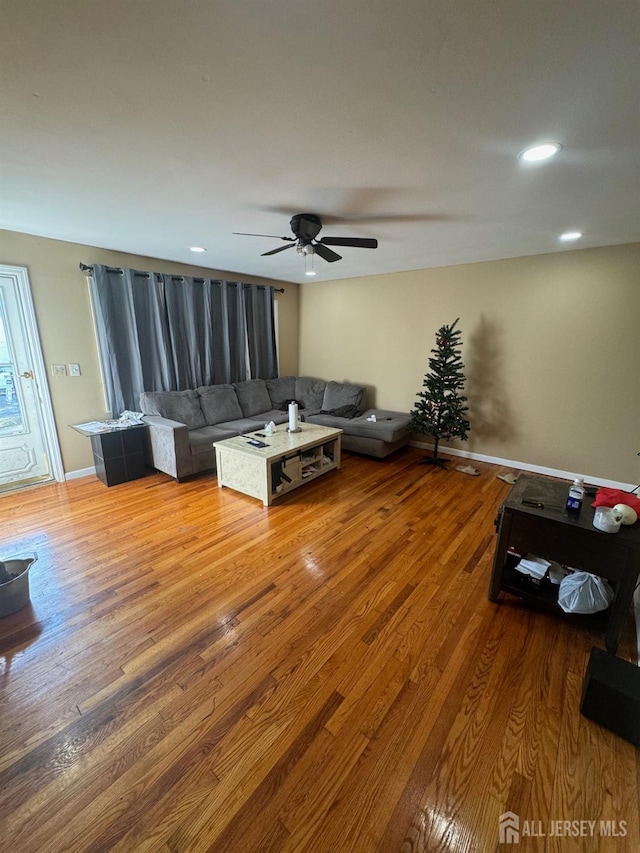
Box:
[420,439,448,467]
[421,455,448,468]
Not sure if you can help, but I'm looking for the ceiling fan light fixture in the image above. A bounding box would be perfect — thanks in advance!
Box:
[304,249,316,276]
[519,142,562,163]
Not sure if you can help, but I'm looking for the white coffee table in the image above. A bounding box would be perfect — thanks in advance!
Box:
[213,424,342,506]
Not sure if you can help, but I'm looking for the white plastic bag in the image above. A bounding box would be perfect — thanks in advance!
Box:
[557,571,614,614]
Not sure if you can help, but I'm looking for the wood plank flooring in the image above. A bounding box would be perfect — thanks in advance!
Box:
[0,448,638,852]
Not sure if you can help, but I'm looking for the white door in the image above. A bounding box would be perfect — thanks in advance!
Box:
[0,266,62,491]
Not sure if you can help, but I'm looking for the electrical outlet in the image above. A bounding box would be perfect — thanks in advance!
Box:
[51,364,67,378]
[68,363,81,377]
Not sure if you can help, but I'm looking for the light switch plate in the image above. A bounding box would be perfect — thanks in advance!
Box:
[51,364,67,378]
[69,363,81,376]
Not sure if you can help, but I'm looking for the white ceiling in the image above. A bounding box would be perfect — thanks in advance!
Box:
[2,1,639,284]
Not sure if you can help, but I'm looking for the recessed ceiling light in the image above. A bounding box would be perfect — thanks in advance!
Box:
[559,231,583,242]
[189,246,206,253]
[519,142,562,162]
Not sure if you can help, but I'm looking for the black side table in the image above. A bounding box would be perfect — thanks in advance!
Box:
[489,474,640,654]
[72,423,147,487]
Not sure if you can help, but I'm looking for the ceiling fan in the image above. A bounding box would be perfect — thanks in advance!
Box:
[233,213,378,265]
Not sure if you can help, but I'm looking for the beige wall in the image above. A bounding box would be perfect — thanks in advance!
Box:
[299,243,640,485]
[0,230,298,474]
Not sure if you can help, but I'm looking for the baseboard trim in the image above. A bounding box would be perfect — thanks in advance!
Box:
[65,466,96,481]
[409,441,637,492]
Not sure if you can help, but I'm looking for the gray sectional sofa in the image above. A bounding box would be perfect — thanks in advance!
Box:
[139,376,411,481]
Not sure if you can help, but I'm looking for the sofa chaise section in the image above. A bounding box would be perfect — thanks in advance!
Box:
[307,409,412,459]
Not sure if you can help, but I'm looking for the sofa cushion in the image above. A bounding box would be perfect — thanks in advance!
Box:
[196,384,243,425]
[321,381,366,415]
[294,377,326,414]
[266,376,297,408]
[188,424,240,455]
[233,379,273,417]
[247,410,290,427]
[139,390,206,430]
[218,417,269,434]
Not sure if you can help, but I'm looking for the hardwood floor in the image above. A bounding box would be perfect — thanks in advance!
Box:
[1,448,638,852]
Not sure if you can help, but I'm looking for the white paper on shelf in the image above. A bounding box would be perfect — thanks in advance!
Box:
[515,554,551,579]
[74,421,110,433]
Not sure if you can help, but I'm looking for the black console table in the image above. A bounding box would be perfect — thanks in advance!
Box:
[489,474,640,653]
[72,423,147,487]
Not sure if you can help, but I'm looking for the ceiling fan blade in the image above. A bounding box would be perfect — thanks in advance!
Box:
[261,243,296,257]
[313,243,342,263]
[234,232,296,241]
[320,237,378,249]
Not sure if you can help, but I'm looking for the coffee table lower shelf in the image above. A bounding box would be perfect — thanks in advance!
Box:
[214,425,342,506]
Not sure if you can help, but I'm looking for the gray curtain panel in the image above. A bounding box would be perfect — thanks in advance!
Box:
[88,265,278,415]
[244,284,278,380]
[163,276,248,389]
[209,280,248,385]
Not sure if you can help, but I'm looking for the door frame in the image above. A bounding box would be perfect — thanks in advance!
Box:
[0,265,64,484]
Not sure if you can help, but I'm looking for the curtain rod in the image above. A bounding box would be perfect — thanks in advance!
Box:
[79,263,285,292]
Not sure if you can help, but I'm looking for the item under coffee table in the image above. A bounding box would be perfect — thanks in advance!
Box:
[213,424,342,506]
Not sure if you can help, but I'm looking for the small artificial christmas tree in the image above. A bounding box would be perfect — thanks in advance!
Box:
[410,318,471,467]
